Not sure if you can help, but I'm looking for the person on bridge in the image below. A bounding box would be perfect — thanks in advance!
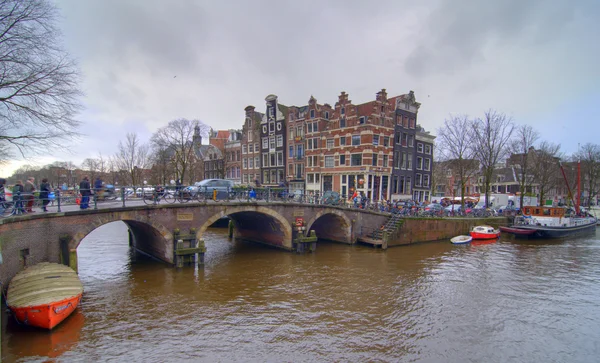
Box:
[12,180,26,214]
[94,176,104,200]
[24,177,36,212]
[79,176,91,210]
[40,178,51,212]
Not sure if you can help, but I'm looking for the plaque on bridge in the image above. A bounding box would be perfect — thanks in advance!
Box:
[293,209,304,217]
[177,213,194,221]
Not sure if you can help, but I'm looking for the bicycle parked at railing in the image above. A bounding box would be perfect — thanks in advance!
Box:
[143,186,175,205]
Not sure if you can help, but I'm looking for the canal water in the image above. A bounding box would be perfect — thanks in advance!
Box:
[2,223,600,362]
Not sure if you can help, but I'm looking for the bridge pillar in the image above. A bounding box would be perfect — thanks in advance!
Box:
[294,230,318,253]
[173,228,205,267]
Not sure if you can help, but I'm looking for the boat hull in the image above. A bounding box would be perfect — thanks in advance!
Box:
[499,226,537,236]
[470,232,500,240]
[11,294,82,330]
[451,235,472,244]
[509,221,596,239]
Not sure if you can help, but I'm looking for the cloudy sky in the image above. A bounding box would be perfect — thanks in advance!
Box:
[2,0,599,176]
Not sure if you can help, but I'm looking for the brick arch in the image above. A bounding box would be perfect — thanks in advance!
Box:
[70,212,173,250]
[304,208,353,243]
[197,206,293,249]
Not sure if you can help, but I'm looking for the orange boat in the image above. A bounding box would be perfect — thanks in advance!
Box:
[7,262,84,330]
[470,225,501,240]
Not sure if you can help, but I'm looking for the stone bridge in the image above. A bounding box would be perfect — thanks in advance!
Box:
[0,202,389,286]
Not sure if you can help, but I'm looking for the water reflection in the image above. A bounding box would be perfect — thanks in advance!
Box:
[2,224,600,362]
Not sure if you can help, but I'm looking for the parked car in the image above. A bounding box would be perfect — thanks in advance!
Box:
[424,203,443,212]
[444,204,463,213]
[186,179,234,200]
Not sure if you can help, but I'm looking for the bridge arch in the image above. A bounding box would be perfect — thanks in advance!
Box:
[198,206,293,249]
[71,212,174,263]
[304,208,353,244]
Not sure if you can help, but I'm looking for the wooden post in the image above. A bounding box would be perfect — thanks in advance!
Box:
[69,249,78,273]
[176,240,184,268]
[228,219,234,238]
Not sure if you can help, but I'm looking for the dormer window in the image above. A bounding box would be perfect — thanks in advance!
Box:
[325,111,329,120]
[359,116,365,124]
[341,107,345,115]
[310,109,315,118]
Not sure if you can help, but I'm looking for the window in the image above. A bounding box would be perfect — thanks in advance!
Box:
[262,153,268,167]
[248,144,253,153]
[248,132,253,142]
[297,125,304,138]
[407,153,413,170]
[289,129,294,140]
[269,121,275,133]
[402,133,408,147]
[410,118,415,128]
[310,109,315,118]
[417,143,424,153]
[243,158,248,169]
[307,173,314,183]
[401,152,407,169]
[351,154,362,166]
[295,163,303,178]
[277,151,284,166]
[307,138,318,150]
[276,135,283,147]
[325,111,329,120]
[383,137,389,147]
[255,156,259,168]
[373,135,379,146]
[242,144,247,154]
[425,145,431,154]
[416,173,422,187]
[340,136,346,146]
[296,145,304,158]
[341,107,345,115]
[262,137,268,149]
[372,153,378,166]
[395,133,401,144]
[409,135,414,147]
[424,175,430,187]
[270,153,276,167]
[307,123,312,133]
[327,139,334,149]
[254,143,259,152]
[340,155,346,165]
[383,155,388,167]
[325,156,334,168]
[268,136,275,150]
[313,122,318,132]
[276,122,282,131]
[248,158,254,168]
[262,125,267,134]
[340,117,346,128]
[417,156,423,170]
[424,158,430,171]
[359,116,365,124]
[352,135,360,146]
[289,146,294,158]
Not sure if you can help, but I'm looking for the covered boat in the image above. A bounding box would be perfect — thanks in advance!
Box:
[451,235,473,244]
[502,206,596,239]
[7,262,84,330]
[470,225,501,240]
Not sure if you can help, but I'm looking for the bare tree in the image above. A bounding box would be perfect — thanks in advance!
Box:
[531,141,561,205]
[81,158,99,182]
[0,0,83,164]
[114,133,150,186]
[471,110,515,207]
[436,114,478,207]
[151,119,209,184]
[575,143,600,207]
[149,146,173,186]
[509,125,539,207]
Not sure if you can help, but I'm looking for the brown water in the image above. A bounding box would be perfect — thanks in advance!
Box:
[3,223,600,362]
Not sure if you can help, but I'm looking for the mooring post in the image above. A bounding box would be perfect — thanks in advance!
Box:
[176,240,184,268]
[228,219,234,238]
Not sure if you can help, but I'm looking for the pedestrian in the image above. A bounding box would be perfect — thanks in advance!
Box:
[94,176,103,200]
[0,178,5,201]
[39,178,51,212]
[12,180,26,214]
[24,177,36,212]
[79,175,91,209]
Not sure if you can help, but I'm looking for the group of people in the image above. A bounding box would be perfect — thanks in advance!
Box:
[0,177,53,213]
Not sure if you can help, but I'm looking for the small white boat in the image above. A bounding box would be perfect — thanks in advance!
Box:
[451,235,473,244]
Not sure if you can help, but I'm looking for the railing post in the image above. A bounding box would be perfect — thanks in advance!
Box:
[266,187,270,202]
[93,192,98,210]
[56,189,61,213]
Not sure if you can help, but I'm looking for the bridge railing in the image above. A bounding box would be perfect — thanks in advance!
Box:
[1,185,506,219]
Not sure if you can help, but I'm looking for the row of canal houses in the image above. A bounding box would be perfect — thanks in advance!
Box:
[212,89,435,203]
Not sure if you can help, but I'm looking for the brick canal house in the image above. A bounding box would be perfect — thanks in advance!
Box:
[236,89,434,201]
[224,130,243,185]
[240,105,263,186]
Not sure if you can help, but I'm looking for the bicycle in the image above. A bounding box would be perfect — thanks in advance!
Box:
[1,199,27,217]
[142,188,174,205]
